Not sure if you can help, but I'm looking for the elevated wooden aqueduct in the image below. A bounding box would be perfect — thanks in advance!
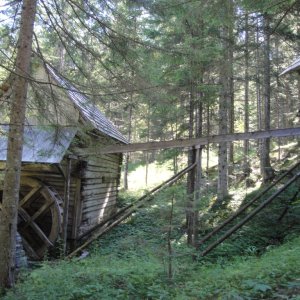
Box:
[0,59,299,259]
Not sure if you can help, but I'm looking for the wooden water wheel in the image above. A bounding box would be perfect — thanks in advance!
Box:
[18,177,63,259]
[0,177,63,260]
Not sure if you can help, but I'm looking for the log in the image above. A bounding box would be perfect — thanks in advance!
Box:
[197,160,300,248]
[91,127,300,154]
[200,172,300,257]
[67,162,196,258]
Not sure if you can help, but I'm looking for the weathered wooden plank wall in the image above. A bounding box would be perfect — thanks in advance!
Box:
[72,133,123,236]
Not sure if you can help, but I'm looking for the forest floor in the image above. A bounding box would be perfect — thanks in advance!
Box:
[2,205,300,299]
[2,158,300,299]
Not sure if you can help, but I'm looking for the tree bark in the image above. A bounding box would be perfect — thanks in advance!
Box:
[260,13,274,183]
[216,0,233,204]
[186,82,195,245]
[206,102,210,192]
[145,101,150,186]
[123,104,133,190]
[227,0,235,176]
[0,0,37,289]
[243,13,250,177]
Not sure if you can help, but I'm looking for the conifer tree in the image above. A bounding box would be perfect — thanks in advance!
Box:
[0,0,37,288]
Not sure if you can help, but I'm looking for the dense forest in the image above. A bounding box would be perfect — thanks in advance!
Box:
[0,0,300,298]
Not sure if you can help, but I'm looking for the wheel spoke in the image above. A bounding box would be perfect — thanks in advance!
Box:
[19,186,42,207]
[18,207,54,247]
[20,236,40,260]
[31,199,54,221]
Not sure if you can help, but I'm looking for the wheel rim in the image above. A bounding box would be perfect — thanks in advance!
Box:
[17,177,62,259]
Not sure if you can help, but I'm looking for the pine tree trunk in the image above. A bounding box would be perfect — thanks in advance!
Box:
[243,13,250,177]
[228,0,235,176]
[256,21,262,132]
[186,82,195,246]
[145,101,150,186]
[0,0,37,288]
[206,102,210,191]
[173,119,178,174]
[274,38,281,161]
[260,13,274,183]
[123,105,133,190]
[216,0,233,204]
[193,95,203,243]
[256,18,263,163]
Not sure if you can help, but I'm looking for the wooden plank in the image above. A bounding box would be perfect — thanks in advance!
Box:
[201,172,300,257]
[90,127,300,154]
[81,206,116,223]
[82,196,117,208]
[18,207,54,247]
[197,160,300,248]
[86,164,119,172]
[82,183,117,191]
[82,171,119,179]
[20,171,64,178]
[19,186,42,207]
[21,164,59,173]
[87,157,120,166]
[84,166,119,173]
[71,178,82,239]
[82,195,117,208]
[82,197,117,211]
[69,163,196,256]
[81,189,117,198]
[75,163,196,243]
[81,178,104,185]
[21,237,40,260]
[62,158,72,255]
[82,202,117,216]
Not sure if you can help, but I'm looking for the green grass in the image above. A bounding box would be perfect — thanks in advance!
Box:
[3,236,300,299]
[3,182,300,300]
[3,155,300,299]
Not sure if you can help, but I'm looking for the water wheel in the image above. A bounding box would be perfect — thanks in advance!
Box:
[0,177,63,260]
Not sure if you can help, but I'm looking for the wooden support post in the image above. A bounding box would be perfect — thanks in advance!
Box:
[68,163,196,257]
[71,178,82,242]
[62,157,72,255]
[196,160,300,248]
[200,172,300,257]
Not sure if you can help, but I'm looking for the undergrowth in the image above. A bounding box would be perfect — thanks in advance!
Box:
[3,236,300,299]
[2,173,300,299]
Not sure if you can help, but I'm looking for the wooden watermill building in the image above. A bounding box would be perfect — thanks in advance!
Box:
[0,65,128,259]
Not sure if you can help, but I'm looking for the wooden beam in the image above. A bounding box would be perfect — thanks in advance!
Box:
[18,207,54,247]
[62,158,72,255]
[68,163,196,257]
[89,127,300,154]
[200,171,300,257]
[197,160,300,249]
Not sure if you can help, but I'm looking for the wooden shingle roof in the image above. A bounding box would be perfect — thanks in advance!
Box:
[47,65,128,144]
